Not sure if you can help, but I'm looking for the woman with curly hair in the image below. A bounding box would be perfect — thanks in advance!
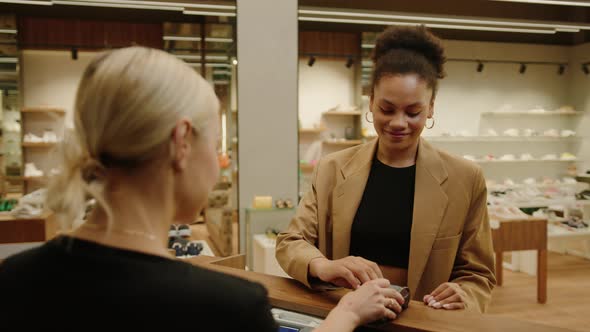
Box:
[277,25,496,314]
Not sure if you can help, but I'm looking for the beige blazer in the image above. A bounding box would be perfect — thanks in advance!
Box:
[276,138,496,313]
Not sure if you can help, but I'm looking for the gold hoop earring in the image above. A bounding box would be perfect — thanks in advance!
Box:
[425,117,435,129]
[365,112,373,123]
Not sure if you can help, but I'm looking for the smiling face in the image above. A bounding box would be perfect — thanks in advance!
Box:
[370,74,434,155]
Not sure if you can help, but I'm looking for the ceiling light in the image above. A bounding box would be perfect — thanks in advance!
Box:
[361,44,374,49]
[299,7,589,31]
[308,56,316,67]
[298,17,556,34]
[53,0,182,11]
[0,0,51,4]
[232,59,238,65]
[183,10,236,17]
[490,0,590,7]
[0,29,17,34]
[519,63,527,74]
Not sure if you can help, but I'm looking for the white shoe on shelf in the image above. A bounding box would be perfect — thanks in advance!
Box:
[484,129,498,137]
[503,178,516,186]
[522,128,537,137]
[24,163,44,177]
[541,154,558,160]
[562,177,577,185]
[528,107,547,114]
[503,128,519,137]
[43,130,58,143]
[523,178,537,186]
[456,130,472,137]
[463,155,477,161]
[560,129,576,137]
[543,129,560,137]
[560,152,577,161]
[23,133,43,143]
[499,154,516,161]
[520,153,534,161]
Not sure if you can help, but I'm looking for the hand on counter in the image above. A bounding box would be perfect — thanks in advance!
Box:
[309,256,383,289]
[316,278,403,332]
[423,282,467,310]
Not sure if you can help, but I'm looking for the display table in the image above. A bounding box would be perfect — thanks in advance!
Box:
[189,255,573,332]
[0,212,57,244]
[491,217,547,303]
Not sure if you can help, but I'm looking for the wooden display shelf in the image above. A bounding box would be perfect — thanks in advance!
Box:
[0,211,58,244]
[322,111,362,116]
[21,107,65,114]
[22,141,57,148]
[298,128,325,134]
[323,139,362,146]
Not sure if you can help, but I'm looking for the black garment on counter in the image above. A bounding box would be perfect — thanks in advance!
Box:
[349,156,416,269]
[0,236,276,330]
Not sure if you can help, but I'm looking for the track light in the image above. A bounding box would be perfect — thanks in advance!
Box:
[558,64,565,75]
[477,62,484,73]
[583,63,589,75]
[345,57,354,68]
[519,63,527,74]
[308,56,316,67]
[71,47,78,60]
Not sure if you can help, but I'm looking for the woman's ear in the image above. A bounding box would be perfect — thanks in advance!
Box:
[171,119,192,172]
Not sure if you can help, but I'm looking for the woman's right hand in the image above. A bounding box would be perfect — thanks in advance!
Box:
[309,256,383,289]
[316,278,404,331]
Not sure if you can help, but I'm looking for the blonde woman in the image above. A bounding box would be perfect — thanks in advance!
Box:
[0,47,401,330]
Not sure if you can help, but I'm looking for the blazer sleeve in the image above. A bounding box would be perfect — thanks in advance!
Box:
[450,166,497,313]
[276,161,326,287]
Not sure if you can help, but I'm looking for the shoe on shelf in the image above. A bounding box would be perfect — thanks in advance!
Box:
[520,153,534,161]
[522,128,537,137]
[178,224,191,237]
[503,128,519,137]
[172,242,186,258]
[485,154,496,161]
[23,133,43,143]
[24,163,44,177]
[561,129,576,137]
[543,129,560,137]
[528,107,547,114]
[484,129,499,137]
[463,155,477,162]
[169,224,180,237]
[42,130,58,143]
[503,178,516,186]
[523,177,537,186]
[499,154,516,161]
[541,154,558,161]
[185,242,204,257]
[560,152,577,161]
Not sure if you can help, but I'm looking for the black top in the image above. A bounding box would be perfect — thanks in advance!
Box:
[0,236,276,330]
[349,156,416,269]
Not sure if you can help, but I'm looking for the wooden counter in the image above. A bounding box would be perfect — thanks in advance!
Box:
[189,255,574,332]
[0,212,57,244]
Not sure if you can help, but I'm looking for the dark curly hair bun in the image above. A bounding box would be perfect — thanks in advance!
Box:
[371,25,446,95]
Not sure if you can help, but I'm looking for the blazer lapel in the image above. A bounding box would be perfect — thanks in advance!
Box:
[331,139,377,259]
[407,138,449,295]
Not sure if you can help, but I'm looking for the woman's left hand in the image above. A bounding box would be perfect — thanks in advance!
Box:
[423,282,467,310]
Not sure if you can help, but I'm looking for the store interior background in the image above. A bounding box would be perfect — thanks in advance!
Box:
[1,0,590,330]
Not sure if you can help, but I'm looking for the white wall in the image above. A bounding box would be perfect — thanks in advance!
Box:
[298,57,356,128]
[568,43,590,174]
[22,50,97,129]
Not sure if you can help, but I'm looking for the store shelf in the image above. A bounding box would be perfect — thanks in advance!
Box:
[548,224,590,239]
[299,128,325,134]
[323,140,363,146]
[1,176,45,182]
[477,159,579,164]
[322,111,362,116]
[489,183,578,191]
[426,136,580,142]
[482,110,582,116]
[21,107,66,115]
[22,142,58,148]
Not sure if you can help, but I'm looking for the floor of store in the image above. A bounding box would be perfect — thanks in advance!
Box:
[189,222,590,331]
[489,252,590,332]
